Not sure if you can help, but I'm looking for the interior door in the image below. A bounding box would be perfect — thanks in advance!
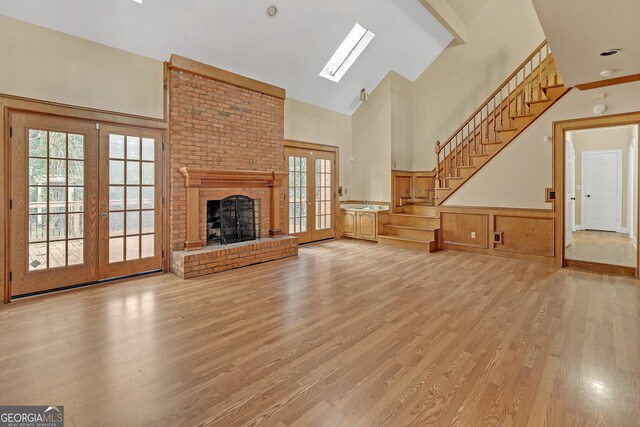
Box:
[584,151,620,232]
[285,146,336,244]
[10,113,99,296]
[98,125,164,278]
[565,141,575,246]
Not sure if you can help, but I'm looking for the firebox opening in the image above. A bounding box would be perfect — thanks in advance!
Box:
[207,196,261,246]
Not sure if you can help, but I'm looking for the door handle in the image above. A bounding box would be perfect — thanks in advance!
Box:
[101,212,109,218]
[571,197,576,201]
[586,195,591,198]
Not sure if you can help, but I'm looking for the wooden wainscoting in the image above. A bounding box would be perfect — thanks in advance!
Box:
[440,212,488,249]
[391,170,436,212]
[438,206,556,265]
[392,171,412,212]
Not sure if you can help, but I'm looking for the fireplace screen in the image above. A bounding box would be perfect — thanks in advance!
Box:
[217,195,257,245]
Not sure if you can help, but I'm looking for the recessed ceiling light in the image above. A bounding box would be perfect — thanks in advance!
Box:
[600,49,621,57]
[132,0,142,3]
[320,23,375,83]
[600,70,617,77]
[266,5,278,18]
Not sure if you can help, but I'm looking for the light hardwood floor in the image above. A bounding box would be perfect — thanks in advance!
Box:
[1,239,639,426]
[566,230,637,268]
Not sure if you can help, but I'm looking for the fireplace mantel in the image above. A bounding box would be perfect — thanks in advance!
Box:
[179,167,288,188]
[179,167,288,250]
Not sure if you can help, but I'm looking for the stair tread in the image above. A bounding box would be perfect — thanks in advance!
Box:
[445,176,463,180]
[511,113,534,119]
[390,212,437,218]
[526,98,550,105]
[541,83,565,90]
[469,154,488,157]
[378,235,436,244]
[435,187,451,190]
[409,202,435,206]
[496,127,517,132]
[383,224,439,231]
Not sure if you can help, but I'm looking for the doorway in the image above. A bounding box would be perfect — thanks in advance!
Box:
[284,142,338,244]
[9,112,164,296]
[563,124,638,271]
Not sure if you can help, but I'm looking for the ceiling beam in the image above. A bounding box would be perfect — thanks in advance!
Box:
[418,0,467,45]
[575,73,640,91]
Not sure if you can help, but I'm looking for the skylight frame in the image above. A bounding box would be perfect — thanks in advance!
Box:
[319,23,375,83]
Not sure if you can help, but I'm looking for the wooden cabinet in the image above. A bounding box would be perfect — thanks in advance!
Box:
[357,212,377,240]
[341,209,378,241]
[342,210,357,237]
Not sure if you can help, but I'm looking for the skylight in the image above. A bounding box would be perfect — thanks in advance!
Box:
[319,23,375,83]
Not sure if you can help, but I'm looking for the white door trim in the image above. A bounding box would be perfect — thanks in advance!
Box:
[581,149,623,232]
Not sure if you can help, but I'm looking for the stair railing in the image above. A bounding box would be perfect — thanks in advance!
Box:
[435,41,557,188]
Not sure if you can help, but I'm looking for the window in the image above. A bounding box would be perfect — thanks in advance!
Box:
[319,23,375,83]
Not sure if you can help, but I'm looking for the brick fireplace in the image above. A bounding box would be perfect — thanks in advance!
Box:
[168,55,298,278]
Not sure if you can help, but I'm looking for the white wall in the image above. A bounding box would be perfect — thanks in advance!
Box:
[445,81,640,208]
[351,75,392,202]
[411,0,545,170]
[390,73,414,171]
[0,15,164,118]
[284,98,352,195]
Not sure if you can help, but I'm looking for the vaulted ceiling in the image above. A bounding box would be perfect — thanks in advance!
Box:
[0,0,453,114]
[532,0,640,87]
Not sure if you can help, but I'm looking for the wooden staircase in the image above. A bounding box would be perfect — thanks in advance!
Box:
[434,41,571,205]
[377,202,440,252]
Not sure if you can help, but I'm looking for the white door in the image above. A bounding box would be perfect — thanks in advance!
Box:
[565,141,576,246]
[583,151,621,232]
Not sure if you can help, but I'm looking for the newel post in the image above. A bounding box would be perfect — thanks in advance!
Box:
[435,141,441,189]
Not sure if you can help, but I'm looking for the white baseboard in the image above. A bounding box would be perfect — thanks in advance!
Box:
[574,224,584,231]
[621,227,629,234]
[634,238,638,249]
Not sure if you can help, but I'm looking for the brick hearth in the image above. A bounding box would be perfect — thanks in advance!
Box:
[170,236,298,279]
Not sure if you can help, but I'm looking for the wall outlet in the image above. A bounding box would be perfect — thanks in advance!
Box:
[471,231,476,239]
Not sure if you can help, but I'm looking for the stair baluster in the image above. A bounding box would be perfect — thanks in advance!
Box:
[432,41,569,206]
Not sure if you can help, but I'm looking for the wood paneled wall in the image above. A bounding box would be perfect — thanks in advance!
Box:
[438,206,556,265]
[391,170,436,212]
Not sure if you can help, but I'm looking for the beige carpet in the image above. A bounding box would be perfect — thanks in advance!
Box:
[566,230,637,267]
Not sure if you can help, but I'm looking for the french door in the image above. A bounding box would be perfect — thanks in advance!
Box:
[98,125,164,279]
[285,146,336,243]
[9,112,163,296]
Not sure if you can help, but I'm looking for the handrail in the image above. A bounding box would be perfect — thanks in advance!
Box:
[435,40,557,188]
[437,40,547,144]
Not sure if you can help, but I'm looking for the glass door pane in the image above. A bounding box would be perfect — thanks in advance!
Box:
[10,113,98,296]
[288,155,307,234]
[25,129,86,270]
[99,125,163,278]
[315,158,332,231]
